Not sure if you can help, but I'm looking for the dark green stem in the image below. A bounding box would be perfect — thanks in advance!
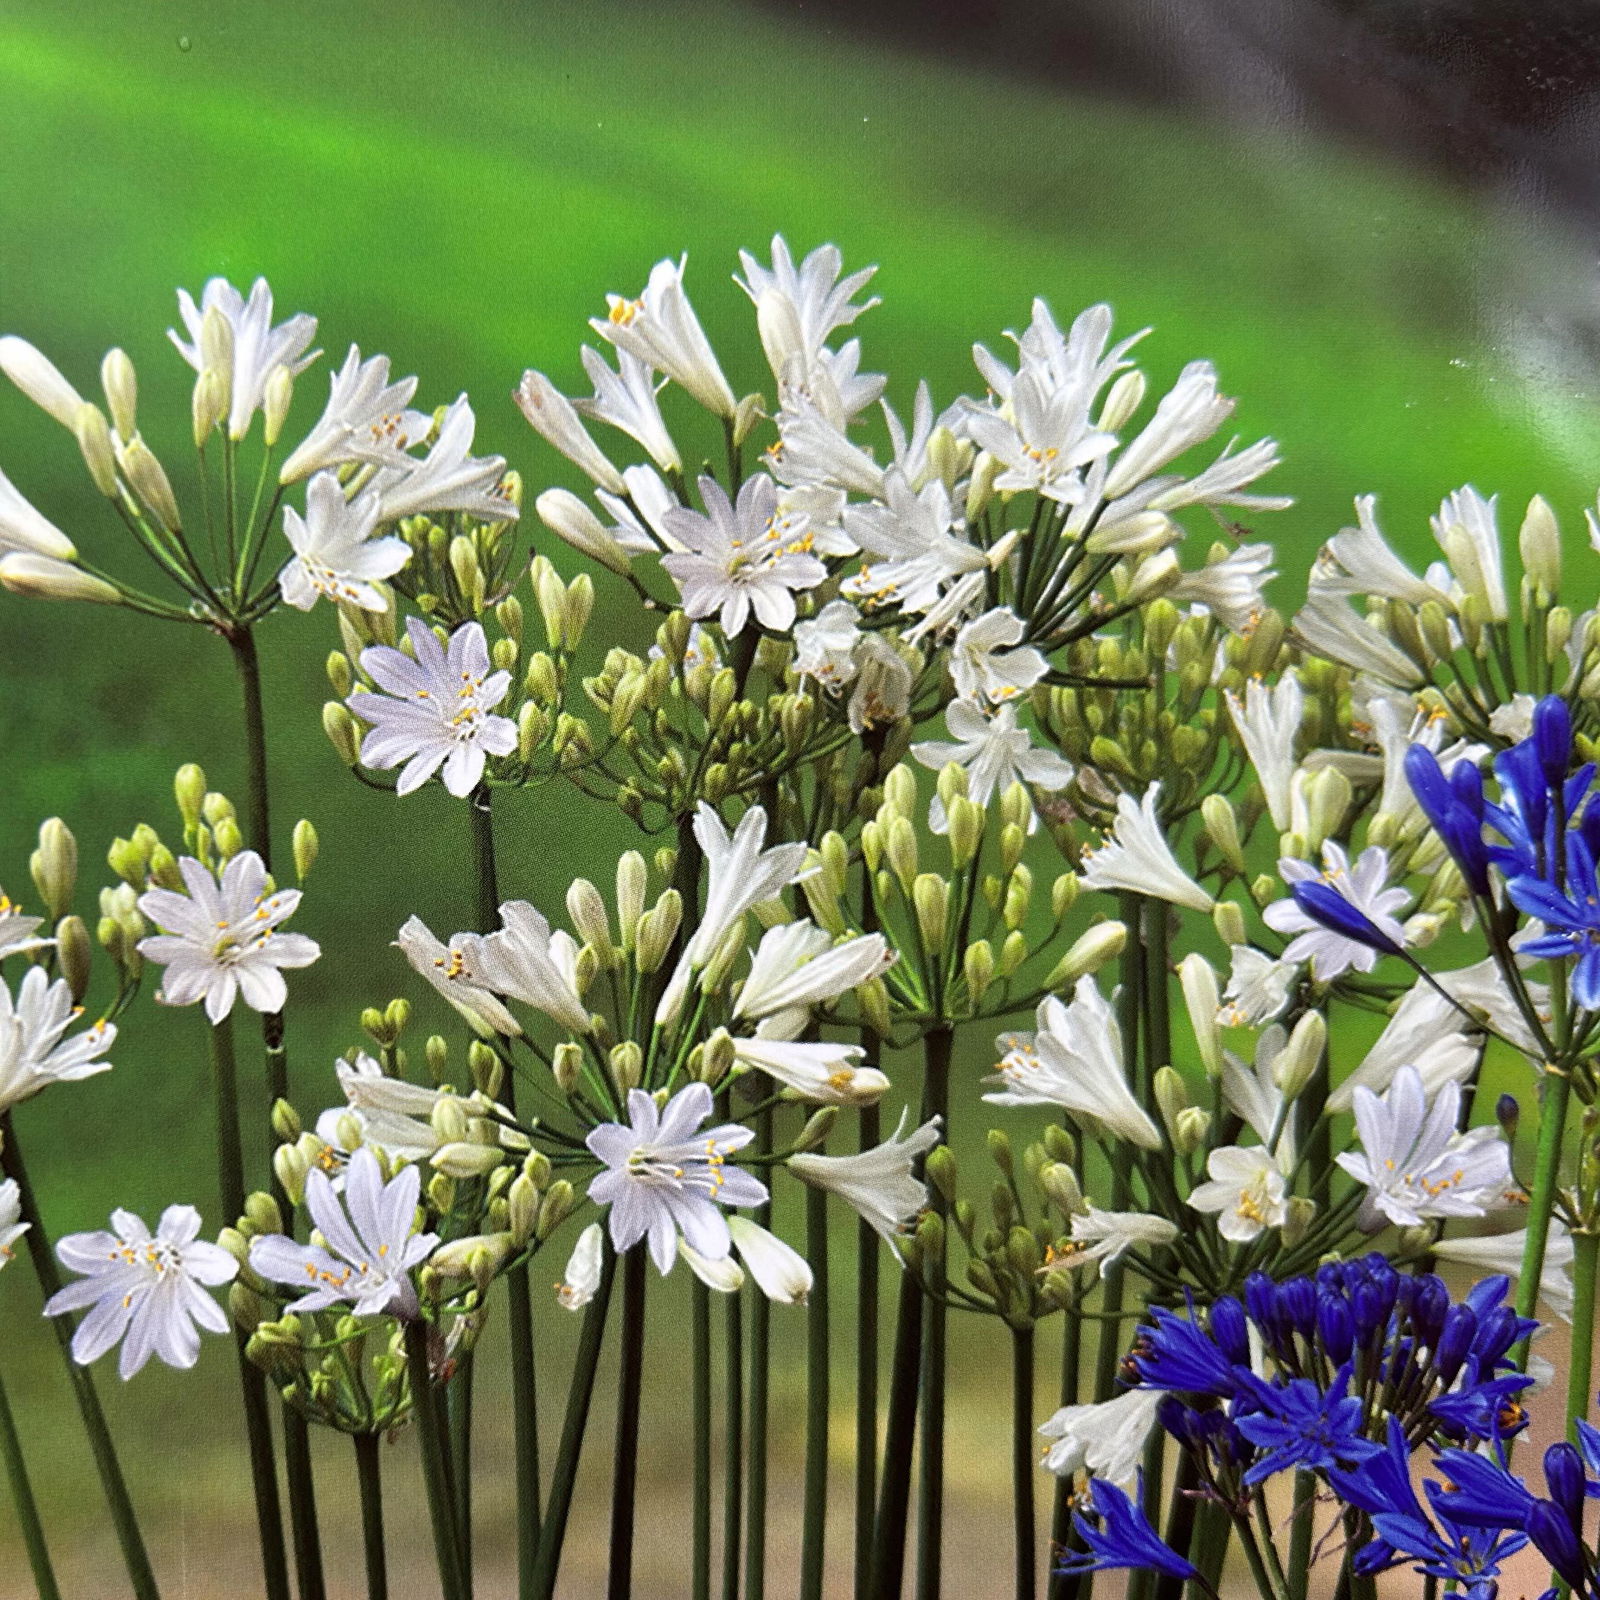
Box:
[854,1097,882,1600]
[722,1285,744,1600]
[1286,1470,1316,1600]
[1567,1229,1599,1436]
[1011,1325,1036,1600]
[1153,1450,1201,1600]
[1516,1067,1573,1366]
[608,1245,648,1600]
[0,1360,61,1600]
[746,1103,775,1600]
[801,1180,831,1600]
[354,1433,389,1600]
[405,1321,467,1600]
[0,1116,159,1600]
[693,1278,713,1600]
[532,1244,617,1600]
[915,1026,953,1600]
[869,1237,923,1600]
[228,625,272,863]
[448,1355,475,1596]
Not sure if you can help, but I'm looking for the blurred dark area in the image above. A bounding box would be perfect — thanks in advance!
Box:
[768,0,1600,230]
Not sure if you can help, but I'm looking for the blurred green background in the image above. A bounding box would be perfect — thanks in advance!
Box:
[0,0,1596,1593]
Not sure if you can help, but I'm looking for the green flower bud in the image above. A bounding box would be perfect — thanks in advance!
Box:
[537,1181,576,1240]
[1519,495,1561,596]
[1177,953,1223,1076]
[323,701,362,766]
[192,369,228,447]
[432,1142,505,1179]
[262,365,293,448]
[565,574,595,646]
[212,815,243,861]
[551,1040,583,1096]
[1273,1010,1326,1102]
[1172,1106,1211,1156]
[946,795,984,872]
[273,1143,309,1208]
[986,1129,1014,1180]
[997,929,1028,978]
[859,975,891,1037]
[1153,1066,1189,1138]
[609,1040,643,1097]
[1212,899,1247,946]
[146,844,182,892]
[912,873,949,953]
[507,1174,538,1245]
[925,1143,958,1205]
[1045,919,1125,989]
[567,878,613,958]
[118,436,181,533]
[883,764,918,819]
[1200,794,1245,875]
[55,915,91,1003]
[1281,1196,1316,1249]
[271,1099,302,1143]
[963,939,995,1007]
[29,818,76,920]
[1038,1162,1083,1216]
[794,1107,837,1153]
[887,816,919,896]
[468,1040,501,1098]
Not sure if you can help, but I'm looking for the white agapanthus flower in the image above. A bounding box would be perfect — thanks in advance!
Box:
[0,467,78,560]
[1078,784,1214,913]
[455,900,592,1035]
[514,369,630,496]
[1188,1145,1290,1242]
[771,397,886,498]
[1066,1207,1179,1277]
[0,894,50,960]
[788,1111,941,1244]
[1225,674,1303,831]
[169,276,320,440]
[1324,978,1481,1113]
[1219,945,1297,1027]
[660,473,825,637]
[137,851,319,1024]
[349,618,517,797]
[1291,582,1426,689]
[250,1147,438,1318]
[593,256,736,419]
[0,334,86,430]
[794,599,862,691]
[736,236,880,372]
[370,396,517,526]
[1336,1065,1512,1231]
[575,345,681,473]
[988,981,1162,1150]
[1316,495,1446,606]
[1262,841,1409,982]
[726,1216,813,1305]
[557,1222,605,1310]
[277,472,410,612]
[910,699,1073,821]
[586,1083,766,1276]
[279,345,429,483]
[1431,485,1508,623]
[1219,1029,1295,1162]
[46,1204,237,1378]
[1168,543,1277,635]
[0,966,115,1113]
[731,1035,889,1106]
[847,634,914,735]
[949,607,1048,705]
[1433,1221,1574,1323]
[1039,1386,1163,1487]
[733,921,892,1030]
[395,916,522,1037]
[843,473,987,614]
[0,1178,28,1266]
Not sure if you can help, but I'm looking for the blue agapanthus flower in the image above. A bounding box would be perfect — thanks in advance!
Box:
[1057,1474,1199,1584]
[1233,1364,1381,1484]
[1508,832,1600,1009]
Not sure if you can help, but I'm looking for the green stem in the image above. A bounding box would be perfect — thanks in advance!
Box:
[1153,1450,1201,1600]
[1011,1325,1036,1600]
[212,1018,292,1600]
[693,1278,713,1600]
[722,1285,744,1600]
[0,1360,61,1600]
[1515,1067,1573,1367]
[1567,1229,1599,1436]
[801,1180,831,1600]
[532,1244,617,1600]
[915,1026,953,1600]
[854,1097,882,1600]
[0,1116,159,1600]
[405,1321,467,1600]
[868,1230,924,1600]
[1286,1471,1316,1600]
[228,626,272,863]
[449,1354,475,1596]
[608,1245,648,1600]
[285,1416,327,1600]
[746,1103,775,1600]
[353,1433,389,1600]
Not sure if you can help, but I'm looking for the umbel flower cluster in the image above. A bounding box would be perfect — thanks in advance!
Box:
[1,241,1599,1600]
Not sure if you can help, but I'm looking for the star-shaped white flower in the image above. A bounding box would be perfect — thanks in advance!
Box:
[593,256,736,419]
[1077,783,1214,912]
[911,698,1073,818]
[278,472,410,612]
[370,396,517,526]
[788,1110,941,1244]
[279,345,430,484]
[950,607,1048,705]
[0,965,116,1114]
[1262,841,1410,982]
[1187,1145,1290,1243]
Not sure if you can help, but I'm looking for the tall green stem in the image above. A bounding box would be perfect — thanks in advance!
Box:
[746,1102,775,1600]
[854,1097,882,1600]
[692,1277,713,1600]
[800,1180,831,1600]
[1286,1471,1316,1600]
[1567,1229,1599,1435]
[212,1018,292,1600]
[0,1360,61,1600]
[915,1026,953,1600]
[1515,1067,1573,1366]
[405,1321,467,1600]
[722,1287,745,1600]
[0,1116,159,1600]
[609,1245,648,1600]
[1047,1132,1083,1600]
[228,626,272,860]
[869,1234,924,1600]
[532,1244,616,1600]
[1010,1325,1036,1600]
[353,1433,389,1600]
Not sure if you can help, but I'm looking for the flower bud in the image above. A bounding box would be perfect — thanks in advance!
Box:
[1039,1162,1083,1216]
[946,795,983,871]
[212,815,243,860]
[1200,794,1246,875]
[74,402,119,497]
[274,1142,309,1208]
[566,878,613,959]
[190,368,227,447]
[1153,1066,1189,1138]
[30,817,76,919]
[432,1142,506,1179]
[1098,368,1146,433]
[322,702,362,766]
[271,1099,302,1143]
[963,939,995,1006]
[859,975,891,1037]
[551,1040,582,1095]
[117,437,181,533]
[55,915,91,1002]
[1045,920,1126,989]
[285,819,318,884]
[262,365,293,446]
[884,764,918,819]
[536,488,632,576]
[886,817,919,895]
[1519,495,1561,596]
[1212,899,1247,946]
[536,1180,575,1240]
[1172,1106,1211,1156]
[1177,954,1222,1076]
[609,1040,643,1097]
[1273,1010,1326,1101]
[793,1107,838,1153]
[467,1039,500,1097]
[1281,1196,1316,1249]
[515,371,629,493]
[634,889,681,974]
[0,553,121,605]
[912,873,948,953]
[0,336,83,428]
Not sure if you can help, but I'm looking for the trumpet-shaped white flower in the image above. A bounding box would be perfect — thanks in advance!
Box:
[842,473,986,614]
[557,1222,605,1309]
[593,256,736,418]
[1039,1386,1162,1486]
[0,468,77,560]
[987,980,1162,1150]
[1102,360,1234,497]
[46,1204,237,1378]
[1078,784,1214,912]
[1324,978,1481,1113]
[1433,1221,1574,1323]
[726,1215,813,1304]
[794,600,862,691]
[736,236,879,367]
[911,699,1073,817]
[1188,1146,1290,1242]
[0,335,85,429]
[1318,496,1446,605]
[1431,485,1508,623]
[964,368,1115,504]
[847,633,914,735]
[660,473,825,637]
[575,345,681,472]
[586,1084,766,1275]
[1145,439,1290,514]
[280,345,429,483]
[278,472,410,611]
[395,916,522,1036]
[972,299,1141,409]
[1066,1207,1179,1277]
[950,607,1048,704]
[1225,675,1303,832]
[1336,1066,1512,1231]
[1219,945,1297,1027]
[1292,582,1425,688]
[1169,543,1277,635]
[788,1111,941,1243]
[0,966,115,1114]
[370,396,517,525]
[514,369,629,495]
[350,618,517,797]
[731,1035,889,1106]
[456,900,592,1034]
[734,920,892,1026]
[137,852,319,1024]
[0,1178,27,1265]
[1263,841,1410,982]
[169,276,320,440]
[250,1147,438,1318]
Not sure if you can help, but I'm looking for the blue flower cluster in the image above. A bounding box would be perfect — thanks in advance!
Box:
[1062,1258,1539,1591]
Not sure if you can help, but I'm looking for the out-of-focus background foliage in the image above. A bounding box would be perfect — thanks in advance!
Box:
[1,0,1597,1593]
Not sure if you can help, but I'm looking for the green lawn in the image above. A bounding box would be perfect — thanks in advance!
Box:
[0,0,1594,1590]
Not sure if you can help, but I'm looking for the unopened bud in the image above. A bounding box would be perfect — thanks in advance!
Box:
[30,817,76,918]
[1519,495,1561,596]
[1046,920,1126,989]
[1281,1196,1316,1249]
[1153,1066,1189,1138]
[74,402,119,496]
[1172,1106,1211,1156]
[1200,794,1246,875]
[323,702,361,765]
[963,940,995,1006]
[1273,1010,1326,1101]
[55,915,91,1001]
[794,1107,838,1153]
[1177,953,1222,1076]
[608,1040,643,1097]
[536,1180,576,1240]
[912,873,949,953]
[262,365,293,447]
[551,1040,582,1095]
